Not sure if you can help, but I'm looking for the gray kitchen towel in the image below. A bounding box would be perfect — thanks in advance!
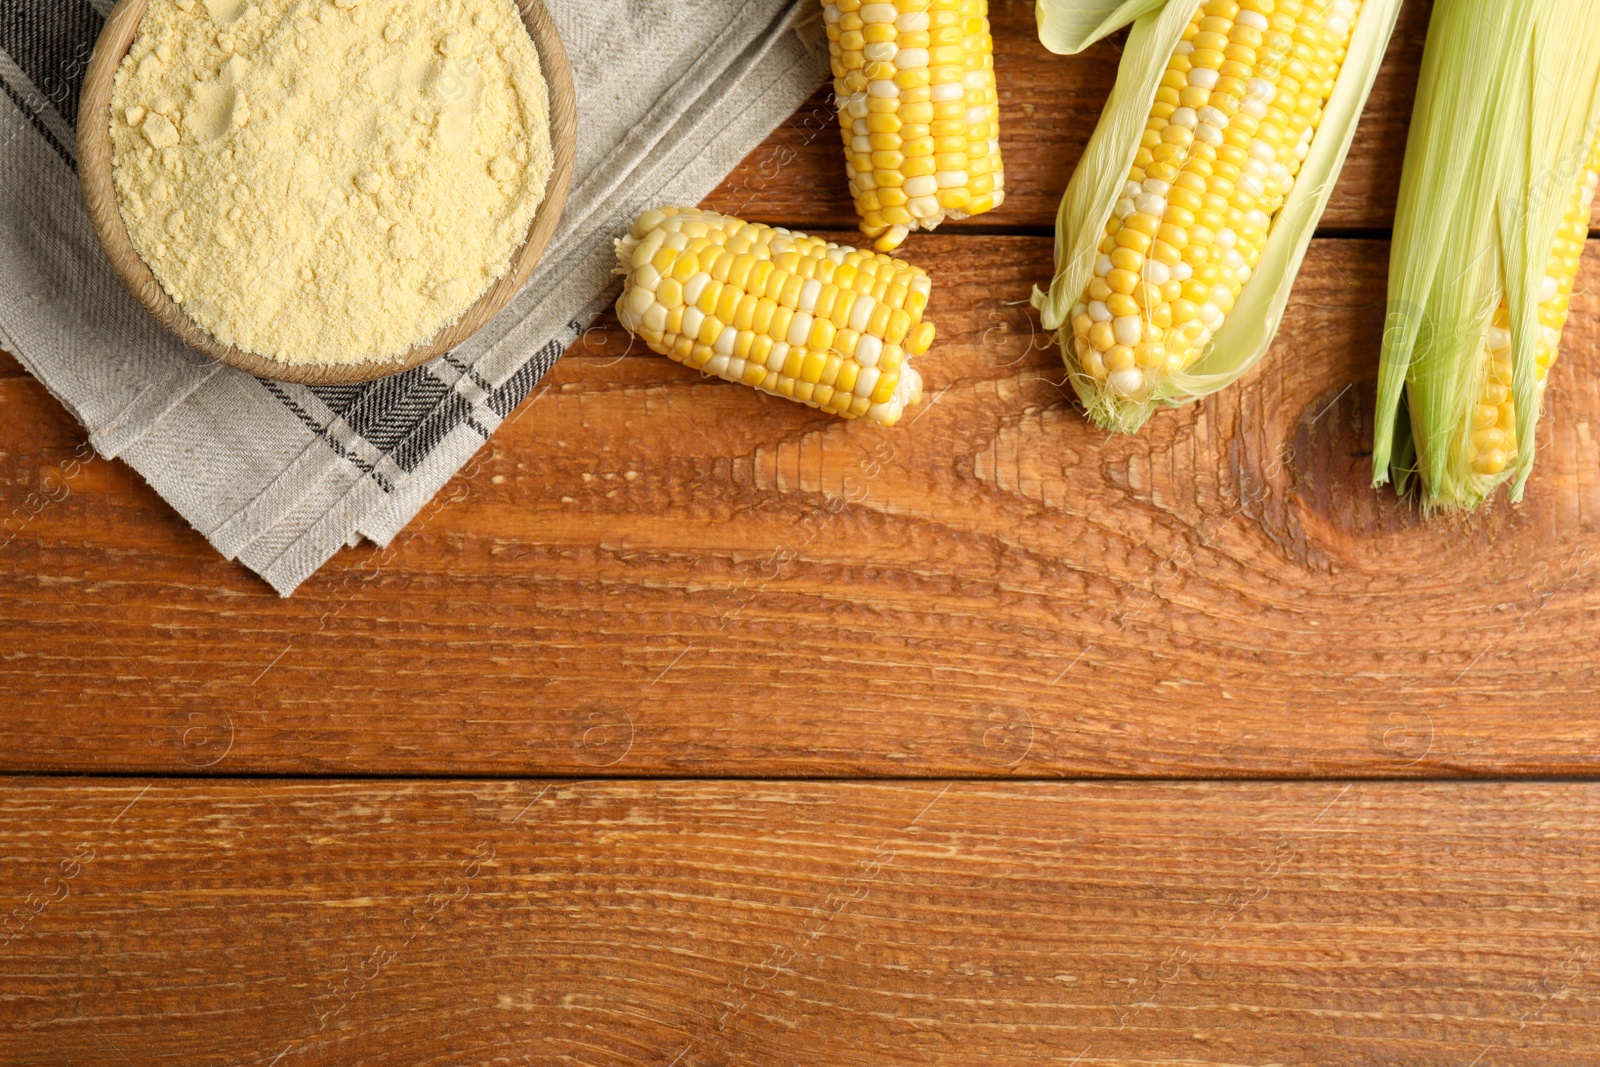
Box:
[0,0,828,594]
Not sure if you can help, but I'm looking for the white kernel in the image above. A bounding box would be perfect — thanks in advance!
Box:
[867,79,900,97]
[855,365,881,397]
[798,278,822,313]
[1215,228,1237,250]
[683,272,710,305]
[1188,67,1218,90]
[1088,300,1112,323]
[1170,107,1197,129]
[1540,274,1560,302]
[1325,15,1349,38]
[863,41,897,63]
[1142,260,1170,286]
[896,11,929,30]
[1487,326,1511,353]
[625,285,653,317]
[681,306,704,338]
[936,169,970,188]
[1198,105,1228,128]
[787,312,814,347]
[1108,368,1145,398]
[931,81,964,102]
[905,174,938,197]
[908,195,940,218]
[643,304,668,333]
[1115,197,1136,219]
[1237,10,1268,30]
[1194,123,1222,146]
[1142,178,1170,197]
[705,354,731,378]
[1123,180,1144,199]
[1170,262,1193,282]
[1134,192,1166,216]
[633,264,662,292]
[850,294,877,333]
[1113,316,1143,347]
[1173,40,1194,55]
[855,333,883,367]
[714,325,737,356]
[895,48,929,69]
[1095,254,1113,277]
[860,2,897,21]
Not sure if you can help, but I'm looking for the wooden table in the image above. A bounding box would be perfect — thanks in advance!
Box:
[5,5,1600,1062]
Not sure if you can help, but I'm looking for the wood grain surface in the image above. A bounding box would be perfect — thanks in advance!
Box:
[9,5,1600,1061]
[4,777,1600,1067]
[5,237,1600,776]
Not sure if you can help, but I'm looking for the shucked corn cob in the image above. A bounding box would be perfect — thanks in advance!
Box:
[1372,0,1600,508]
[1033,0,1404,433]
[614,208,933,426]
[820,0,1006,251]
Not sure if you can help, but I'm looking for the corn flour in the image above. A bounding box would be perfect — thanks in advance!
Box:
[109,0,553,365]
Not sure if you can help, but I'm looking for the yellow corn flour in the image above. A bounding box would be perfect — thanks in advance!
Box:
[109,0,553,365]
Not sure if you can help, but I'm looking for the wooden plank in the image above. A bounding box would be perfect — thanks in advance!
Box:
[3,777,1598,1065]
[708,2,1600,235]
[5,236,1600,777]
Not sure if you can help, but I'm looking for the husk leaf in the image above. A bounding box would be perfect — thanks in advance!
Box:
[1032,0,1405,434]
[1034,0,1167,56]
[1371,0,1600,509]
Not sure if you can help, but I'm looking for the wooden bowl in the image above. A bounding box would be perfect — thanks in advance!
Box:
[76,0,577,385]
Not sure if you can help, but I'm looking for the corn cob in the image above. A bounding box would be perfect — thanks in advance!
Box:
[1032,0,1404,433]
[820,0,1006,251]
[614,208,933,426]
[1372,0,1600,508]
[1464,144,1599,482]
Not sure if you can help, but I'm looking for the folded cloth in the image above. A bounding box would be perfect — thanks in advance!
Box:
[0,0,826,594]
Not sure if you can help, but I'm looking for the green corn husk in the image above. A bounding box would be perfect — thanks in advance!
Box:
[1371,0,1600,509]
[1032,0,1404,434]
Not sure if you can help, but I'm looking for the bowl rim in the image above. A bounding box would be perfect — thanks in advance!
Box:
[76,0,578,386]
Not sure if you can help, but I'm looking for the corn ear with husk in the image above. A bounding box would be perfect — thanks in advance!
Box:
[1031,0,1403,434]
[1371,0,1600,510]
